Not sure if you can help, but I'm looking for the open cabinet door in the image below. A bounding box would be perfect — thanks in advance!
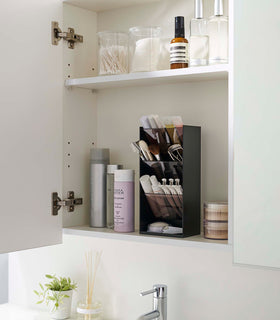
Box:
[234,0,280,268]
[0,0,63,253]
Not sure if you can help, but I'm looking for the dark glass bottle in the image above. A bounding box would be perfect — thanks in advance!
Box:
[170,16,188,69]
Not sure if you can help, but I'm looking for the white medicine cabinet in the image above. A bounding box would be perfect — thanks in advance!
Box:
[0,0,279,269]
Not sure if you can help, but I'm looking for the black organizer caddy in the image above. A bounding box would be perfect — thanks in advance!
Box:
[140,125,201,238]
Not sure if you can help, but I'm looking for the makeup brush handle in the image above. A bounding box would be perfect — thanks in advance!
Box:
[155,129,171,154]
[139,140,154,161]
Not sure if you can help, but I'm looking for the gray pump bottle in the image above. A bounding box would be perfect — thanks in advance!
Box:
[90,148,110,227]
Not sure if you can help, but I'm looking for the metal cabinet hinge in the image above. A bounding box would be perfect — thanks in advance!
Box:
[52,21,83,49]
[52,191,83,216]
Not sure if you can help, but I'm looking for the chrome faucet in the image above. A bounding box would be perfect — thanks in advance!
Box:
[138,284,167,320]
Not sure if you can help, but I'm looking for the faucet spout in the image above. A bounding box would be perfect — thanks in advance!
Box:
[138,284,167,320]
[138,310,160,320]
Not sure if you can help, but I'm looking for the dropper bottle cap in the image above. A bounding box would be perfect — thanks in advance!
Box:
[214,0,224,16]
[195,0,203,19]
[169,178,174,186]
[174,16,185,38]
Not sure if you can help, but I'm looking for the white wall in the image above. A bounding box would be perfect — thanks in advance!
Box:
[9,235,280,319]
[0,254,8,304]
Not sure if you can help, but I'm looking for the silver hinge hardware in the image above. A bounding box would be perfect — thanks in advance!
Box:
[52,21,83,49]
[52,191,83,216]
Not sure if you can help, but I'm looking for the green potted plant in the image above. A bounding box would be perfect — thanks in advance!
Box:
[34,274,77,320]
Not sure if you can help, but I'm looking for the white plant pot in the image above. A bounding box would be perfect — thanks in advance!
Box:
[48,290,73,320]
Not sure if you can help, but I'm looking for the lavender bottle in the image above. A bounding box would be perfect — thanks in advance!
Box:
[114,169,135,232]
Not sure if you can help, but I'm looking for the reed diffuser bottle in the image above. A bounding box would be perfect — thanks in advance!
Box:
[77,252,103,320]
[170,16,188,69]
[208,0,228,64]
[189,0,209,66]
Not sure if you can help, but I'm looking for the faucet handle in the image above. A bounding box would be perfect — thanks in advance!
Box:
[140,284,167,298]
[140,288,157,296]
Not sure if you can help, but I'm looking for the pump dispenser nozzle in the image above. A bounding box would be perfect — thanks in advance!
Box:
[195,0,203,19]
[214,0,224,16]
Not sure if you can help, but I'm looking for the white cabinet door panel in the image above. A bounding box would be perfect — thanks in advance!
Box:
[0,0,63,252]
[234,0,280,267]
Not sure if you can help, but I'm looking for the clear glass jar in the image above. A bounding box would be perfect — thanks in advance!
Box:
[98,31,129,75]
[77,301,103,320]
[129,26,161,72]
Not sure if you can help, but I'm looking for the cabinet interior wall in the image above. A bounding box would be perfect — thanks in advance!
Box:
[62,0,230,236]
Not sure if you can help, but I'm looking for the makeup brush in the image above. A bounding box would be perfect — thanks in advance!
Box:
[139,140,154,161]
[149,144,166,181]
[130,141,145,160]
[149,144,161,160]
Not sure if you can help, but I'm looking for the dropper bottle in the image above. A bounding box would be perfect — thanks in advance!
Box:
[170,16,188,69]
[189,0,209,66]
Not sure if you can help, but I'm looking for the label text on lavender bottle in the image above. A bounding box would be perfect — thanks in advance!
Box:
[114,181,134,232]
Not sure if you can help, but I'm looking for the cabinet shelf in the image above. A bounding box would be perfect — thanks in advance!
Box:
[63,226,230,250]
[65,65,229,90]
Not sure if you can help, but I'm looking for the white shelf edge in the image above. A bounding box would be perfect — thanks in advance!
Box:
[65,65,229,90]
[63,226,231,250]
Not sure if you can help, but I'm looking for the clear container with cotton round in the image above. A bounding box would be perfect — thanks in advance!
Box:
[98,31,129,75]
[129,26,161,72]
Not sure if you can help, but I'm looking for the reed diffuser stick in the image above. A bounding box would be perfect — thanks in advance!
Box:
[84,251,102,320]
[89,251,102,304]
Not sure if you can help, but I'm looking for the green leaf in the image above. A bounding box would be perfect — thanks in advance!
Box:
[36,300,43,304]
[45,274,54,279]
[39,283,44,290]
[34,290,39,296]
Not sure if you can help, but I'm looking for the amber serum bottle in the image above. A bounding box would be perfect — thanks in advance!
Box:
[170,16,188,69]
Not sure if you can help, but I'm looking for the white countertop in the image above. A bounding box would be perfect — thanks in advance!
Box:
[0,304,76,320]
